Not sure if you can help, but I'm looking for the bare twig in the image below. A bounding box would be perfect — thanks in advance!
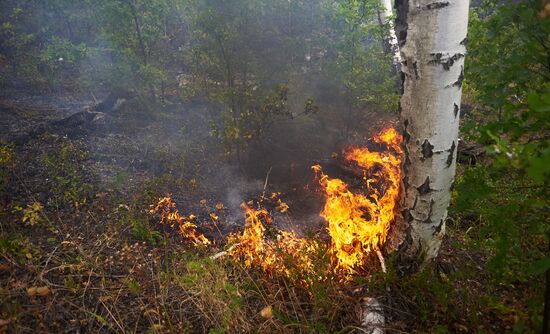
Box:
[90,91,98,105]
[261,166,273,200]
[99,299,126,333]
[210,243,240,260]
[38,245,61,280]
[375,248,387,273]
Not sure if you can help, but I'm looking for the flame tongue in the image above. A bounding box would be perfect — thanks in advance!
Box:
[151,127,403,280]
[313,127,403,274]
[228,203,320,283]
[229,203,273,268]
[150,195,211,246]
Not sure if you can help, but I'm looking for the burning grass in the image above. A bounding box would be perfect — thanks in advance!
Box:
[151,127,404,283]
[150,195,210,246]
[313,127,403,275]
[0,123,538,333]
[227,203,325,285]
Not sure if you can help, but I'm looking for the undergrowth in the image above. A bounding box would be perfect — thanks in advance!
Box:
[0,135,543,333]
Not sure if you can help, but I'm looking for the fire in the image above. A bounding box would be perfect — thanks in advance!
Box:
[228,203,272,268]
[312,127,403,274]
[150,127,402,280]
[228,203,319,282]
[150,195,211,246]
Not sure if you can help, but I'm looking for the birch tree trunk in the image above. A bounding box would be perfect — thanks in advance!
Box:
[378,0,401,66]
[394,0,470,266]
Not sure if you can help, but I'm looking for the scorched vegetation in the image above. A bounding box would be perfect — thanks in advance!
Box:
[0,0,548,333]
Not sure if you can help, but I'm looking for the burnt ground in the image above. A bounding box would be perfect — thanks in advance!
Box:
[0,87,392,237]
[0,89,324,230]
[0,91,539,333]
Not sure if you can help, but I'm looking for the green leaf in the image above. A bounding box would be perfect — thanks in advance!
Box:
[526,149,550,183]
[529,256,550,275]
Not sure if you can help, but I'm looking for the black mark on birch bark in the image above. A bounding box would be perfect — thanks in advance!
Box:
[424,1,449,10]
[429,53,443,65]
[413,61,419,79]
[447,66,464,88]
[402,209,414,223]
[453,103,459,117]
[402,176,410,201]
[460,37,468,45]
[401,60,410,79]
[423,199,435,224]
[400,71,406,94]
[403,151,411,175]
[421,139,434,160]
[433,219,444,234]
[395,0,409,47]
[446,141,456,167]
[417,176,432,195]
[429,53,464,70]
[403,127,411,144]
[403,143,411,162]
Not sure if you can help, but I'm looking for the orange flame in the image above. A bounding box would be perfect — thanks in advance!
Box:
[150,195,211,246]
[228,203,319,283]
[228,203,272,268]
[150,127,402,280]
[312,127,402,274]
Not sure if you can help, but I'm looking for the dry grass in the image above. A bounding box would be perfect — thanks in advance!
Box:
[0,136,541,334]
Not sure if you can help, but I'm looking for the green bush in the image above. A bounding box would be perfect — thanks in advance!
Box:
[42,138,92,209]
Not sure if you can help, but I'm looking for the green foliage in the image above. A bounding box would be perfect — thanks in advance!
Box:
[467,0,549,113]
[459,0,549,282]
[0,234,35,264]
[122,278,142,295]
[39,36,89,88]
[454,165,548,281]
[98,0,181,96]
[183,0,321,156]
[183,0,396,156]
[0,5,40,87]
[129,217,163,245]
[209,84,300,154]
[449,3,550,330]
[1,0,399,159]
[0,1,101,89]
[13,201,43,226]
[327,0,399,113]
[178,257,247,330]
[42,138,92,209]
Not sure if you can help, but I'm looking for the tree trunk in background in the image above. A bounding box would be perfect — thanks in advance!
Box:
[127,0,156,100]
[378,0,401,66]
[128,0,147,66]
[395,0,469,268]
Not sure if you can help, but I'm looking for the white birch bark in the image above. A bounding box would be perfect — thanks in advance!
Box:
[395,0,470,263]
[378,0,401,66]
[360,297,385,334]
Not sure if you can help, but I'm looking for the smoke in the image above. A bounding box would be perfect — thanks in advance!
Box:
[0,0,398,237]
